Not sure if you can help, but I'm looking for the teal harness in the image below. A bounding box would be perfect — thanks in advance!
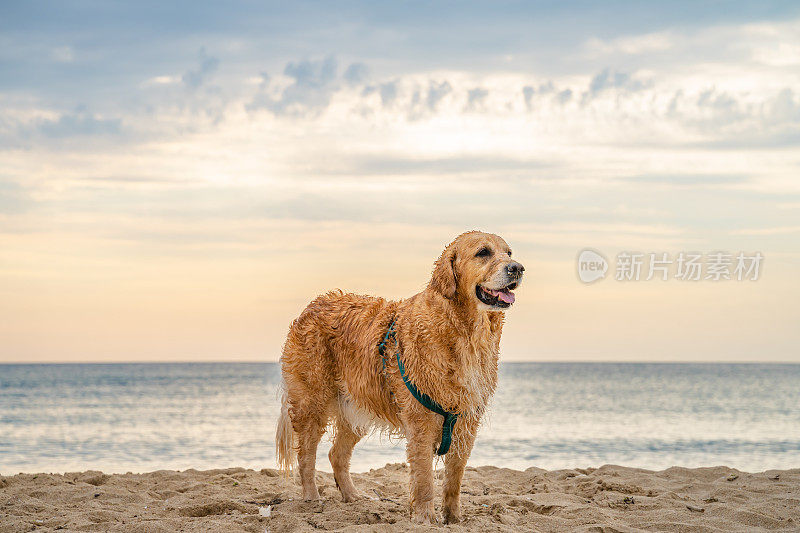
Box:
[377,318,459,456]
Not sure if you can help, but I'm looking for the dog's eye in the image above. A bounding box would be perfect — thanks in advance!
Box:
[507,251,512,257]
[475,247,491,258]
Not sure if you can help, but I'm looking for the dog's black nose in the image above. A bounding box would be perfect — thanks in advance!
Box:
[507,262,525,276]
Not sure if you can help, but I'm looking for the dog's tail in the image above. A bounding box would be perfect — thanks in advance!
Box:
[275,381,296,475]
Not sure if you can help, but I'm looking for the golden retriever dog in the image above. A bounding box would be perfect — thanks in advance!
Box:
[276,231,524,524]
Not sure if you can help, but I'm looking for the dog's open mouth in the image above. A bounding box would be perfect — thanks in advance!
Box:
[476,283,517,308]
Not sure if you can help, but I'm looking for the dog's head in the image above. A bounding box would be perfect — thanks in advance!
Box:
[429,231,524,311]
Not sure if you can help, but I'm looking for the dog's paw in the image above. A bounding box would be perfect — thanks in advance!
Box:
[443,499,461,524]
[341,491,362,503]
[412,506,439,525]
[443,507,461,524]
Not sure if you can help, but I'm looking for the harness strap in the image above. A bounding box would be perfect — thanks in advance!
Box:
[378,317,459,456]
[377,319,396,369]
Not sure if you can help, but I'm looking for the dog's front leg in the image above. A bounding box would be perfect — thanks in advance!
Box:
[442,424,477,524]
[405,415,438,524]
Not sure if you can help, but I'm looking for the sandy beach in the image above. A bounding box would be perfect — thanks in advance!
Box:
[1,463,797,532]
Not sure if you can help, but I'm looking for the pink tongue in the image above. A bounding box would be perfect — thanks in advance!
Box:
[497,290,515,304]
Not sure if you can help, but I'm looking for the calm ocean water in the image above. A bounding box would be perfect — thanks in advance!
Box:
[1,363,798,475]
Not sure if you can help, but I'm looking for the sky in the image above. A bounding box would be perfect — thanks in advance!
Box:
[1,1,799,363]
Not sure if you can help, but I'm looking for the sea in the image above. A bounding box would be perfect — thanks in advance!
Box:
[1,363,798,475]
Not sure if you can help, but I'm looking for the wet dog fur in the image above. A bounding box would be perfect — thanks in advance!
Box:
[276,231,524,524]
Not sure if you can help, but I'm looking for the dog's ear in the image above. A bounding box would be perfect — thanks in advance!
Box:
[430,247,457,299]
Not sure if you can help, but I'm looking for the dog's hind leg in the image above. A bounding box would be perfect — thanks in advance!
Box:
[328,415,363,502]
[292,403,328,501]
[281,315,338,501]
[286,375,333,500]
[281,351,334,500]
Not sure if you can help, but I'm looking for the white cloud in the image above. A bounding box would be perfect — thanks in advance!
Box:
[51,46,74,63]
[584,31,675,56]
[464,87,489,112]
[142,75,181,87]
[732,226,800,236]
[181,48,219,90]
[586,68,653,97]
[3,22,799,238]
[247,56,344,116]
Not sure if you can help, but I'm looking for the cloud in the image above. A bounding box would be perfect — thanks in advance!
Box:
[0,179,29,214]
[343,63,369,85]
[587,68,652,98]
[33,107,122,138]
[378,81,399,107]
[362,80,400,108]
[664,87,800,145]
[465,87,488,111]
[181,48,219,91]
[247,56,346,116]
[51,46,74,63]
[407,79,453,119]
[285,56,337,86]
[697,89,740,116]
[522,86,535,110]
[77,175,197,185]
[732,226,800,235]
[556,88,573,105]
[523,82,568,110]
[767,88,800,124]
[426,80,452,110]
[620,174,750,186]
[537,82,555,94]
[313,154,551,177]
[142,75,180,87]
[584,32,675,57]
